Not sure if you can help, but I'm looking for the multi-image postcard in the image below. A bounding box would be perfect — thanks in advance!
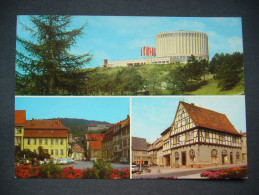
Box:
[15,16,247,179]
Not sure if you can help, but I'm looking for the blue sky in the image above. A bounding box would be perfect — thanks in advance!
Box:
[132,96,246,143]
[16,16,243,68]
[15,97,130,123]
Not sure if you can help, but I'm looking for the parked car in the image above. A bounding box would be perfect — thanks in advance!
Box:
[131,165,138,173]
[90,158,97,162]
[66,158,74,164]
[120,158,129,164]
[59,159,68,165]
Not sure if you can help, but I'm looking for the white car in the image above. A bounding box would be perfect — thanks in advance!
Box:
[131,165,138,173]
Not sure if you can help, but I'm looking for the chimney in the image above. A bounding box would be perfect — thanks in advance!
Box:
[32,118,34,120]
[191,103,195,106]
[58,117,59,124]
[127,115,129,118]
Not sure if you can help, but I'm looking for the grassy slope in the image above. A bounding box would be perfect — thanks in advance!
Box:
[185,79,245,95]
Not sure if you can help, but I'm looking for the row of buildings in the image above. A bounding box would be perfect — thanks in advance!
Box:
[86,115,130,162]
[102,30,209,67]
[132,101,247,168]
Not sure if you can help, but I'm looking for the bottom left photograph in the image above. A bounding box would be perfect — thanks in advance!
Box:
[14,97,130,179]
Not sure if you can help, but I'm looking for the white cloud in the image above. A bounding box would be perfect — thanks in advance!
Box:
[227,36,243,52]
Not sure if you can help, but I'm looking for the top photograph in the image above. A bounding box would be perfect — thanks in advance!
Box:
[15,16,244,96]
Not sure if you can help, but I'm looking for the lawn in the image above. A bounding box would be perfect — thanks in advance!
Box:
[185,79,245,95]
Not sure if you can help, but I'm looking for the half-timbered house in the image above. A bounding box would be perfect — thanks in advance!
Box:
[169,101,243,168]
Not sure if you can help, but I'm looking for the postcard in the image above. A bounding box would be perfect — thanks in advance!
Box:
[14,16,246,179]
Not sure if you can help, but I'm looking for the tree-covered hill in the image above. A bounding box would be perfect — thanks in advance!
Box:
[47,118,110,136]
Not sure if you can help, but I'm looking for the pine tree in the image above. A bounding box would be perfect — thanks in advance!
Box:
[16,15,92,95]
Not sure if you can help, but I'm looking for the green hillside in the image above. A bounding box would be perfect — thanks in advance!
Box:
[48,118,110,137]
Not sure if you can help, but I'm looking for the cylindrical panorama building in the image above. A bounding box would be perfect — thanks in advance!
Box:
[156,31,209,62]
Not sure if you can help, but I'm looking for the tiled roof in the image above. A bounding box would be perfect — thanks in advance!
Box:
[181,101,241,135]
[24,130,68,138]
[87,134,104,141]
[90,141,102,150]
[15,110,26,126]
[132,137,148,151]
[102,128,114,142]
[24,119,68,130]
[72,144,84,153]
[88,124,97,127]
[113,116,130,135]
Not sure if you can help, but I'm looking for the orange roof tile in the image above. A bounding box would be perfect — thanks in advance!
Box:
[24,120,68,130]
[24,130,68,138]
[90,141,102,150]
[87,134,104,141]
[181,102,240,135]
[15,110,26,126]
[72,144,84,153]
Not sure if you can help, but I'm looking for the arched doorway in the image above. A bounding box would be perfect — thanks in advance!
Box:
[181,151,186,165]
[211,149,218,163]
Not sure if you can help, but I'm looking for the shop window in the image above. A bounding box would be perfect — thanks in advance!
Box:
[189,149,195,162]
[211,149,218,163]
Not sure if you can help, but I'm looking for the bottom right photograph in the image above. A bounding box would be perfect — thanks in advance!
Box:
[131,96,247,179]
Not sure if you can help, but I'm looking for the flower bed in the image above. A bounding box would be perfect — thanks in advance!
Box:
[200,165,248,179]
[15,165,130,179]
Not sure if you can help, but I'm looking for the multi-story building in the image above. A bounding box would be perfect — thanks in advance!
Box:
[85,134,104,160]
[88,124,114,131]
[113,116,130,161]
[148,137,163,166]
[102,128,114,159]
[102,115,130,162]
[15,110,69,159]
[132,137,149,165]
[168,101,243,168]
[161,127,171,166]
[15,110,26,150]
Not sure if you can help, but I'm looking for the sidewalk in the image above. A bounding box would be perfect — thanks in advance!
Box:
[132,164,246,179]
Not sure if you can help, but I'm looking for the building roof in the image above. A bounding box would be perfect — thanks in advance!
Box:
[88,124,97,127]
[24,119,68,130]
[15,110,26,126]
[180,101,240,135]
[102,128,114,142]
[161,127,171,136]
[86,134,104,141]
[72,144,84,153]
[24,130,68,138]
[89,141,102,150]
[113,115,130,135]
[132,137,148,151]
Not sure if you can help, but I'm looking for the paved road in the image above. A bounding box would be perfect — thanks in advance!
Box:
[132,164,246,179]
[62,160,130,170]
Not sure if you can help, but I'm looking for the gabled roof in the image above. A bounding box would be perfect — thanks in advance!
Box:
[132,137,148,151]
[24,120,68,130]
[24,130,68,138]
[15,110,26,126]
[180,101,240,135]
[72,144,84,153]
[113,116,130,135]
[89,141,102,150]
[87,134,104,141]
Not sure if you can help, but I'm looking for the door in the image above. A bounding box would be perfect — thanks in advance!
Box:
[230,152,233,164]
[182,151,186,165]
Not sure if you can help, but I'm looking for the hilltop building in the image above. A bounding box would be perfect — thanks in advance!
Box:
[15,110,69,159]
[88,124,113,131]
[102,31,209,67]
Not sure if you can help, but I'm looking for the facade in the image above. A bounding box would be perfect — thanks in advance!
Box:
[168,101,242,168]
[102,30,209,67]
[85,134,104,159]
[148,137,163,166]
[102,115,130,162]
[132,137,149,165]
[156,31,209,62]
[88,141,102,160]
[71,144,84,160]
[15,110,26,150]
[15,110,69,159]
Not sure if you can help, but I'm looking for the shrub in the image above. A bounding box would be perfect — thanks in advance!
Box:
[15,165,39,178]
[38,160,63,178]
[61,167,83,179]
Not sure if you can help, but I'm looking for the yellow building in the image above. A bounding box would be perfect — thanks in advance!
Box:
[23,118,68,159]
[15,110,26,150]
